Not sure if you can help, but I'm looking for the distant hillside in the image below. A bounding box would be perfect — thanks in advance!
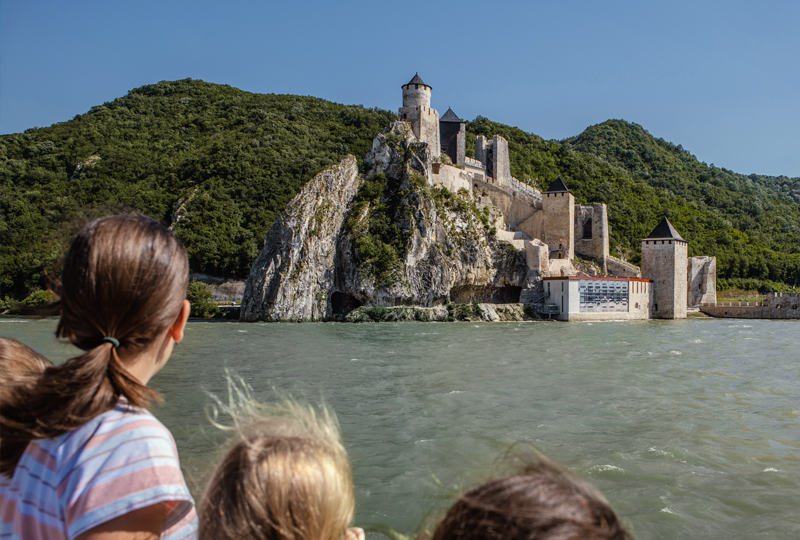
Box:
[1,79,395,297]
[465,117,800,288]
[2,80,798,300]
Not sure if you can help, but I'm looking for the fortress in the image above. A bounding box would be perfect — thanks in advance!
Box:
[398,73,718,320]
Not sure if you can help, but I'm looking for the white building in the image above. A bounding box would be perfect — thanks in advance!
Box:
[543,276,653,321]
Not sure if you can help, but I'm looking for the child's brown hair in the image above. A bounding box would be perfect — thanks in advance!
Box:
[0,214,189,477]
[199,383,355,540]
[430,451,634,540]
[0,338,52,389]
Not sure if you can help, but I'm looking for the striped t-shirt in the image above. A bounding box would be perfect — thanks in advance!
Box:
[0,398,198,540]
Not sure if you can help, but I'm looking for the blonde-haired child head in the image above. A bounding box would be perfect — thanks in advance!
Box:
[200,387,359,540]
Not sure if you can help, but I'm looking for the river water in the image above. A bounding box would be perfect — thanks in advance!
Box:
[3,317,800,539]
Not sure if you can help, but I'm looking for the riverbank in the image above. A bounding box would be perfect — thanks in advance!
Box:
[343,302,537,322]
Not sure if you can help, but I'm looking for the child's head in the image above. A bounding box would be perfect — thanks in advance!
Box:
[200,397,355,540]
[56,213,189,354]
[431,453,633,540]
[1,214,189,477]
[0,338,52,389]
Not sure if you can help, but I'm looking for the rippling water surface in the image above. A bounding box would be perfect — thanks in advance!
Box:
[4,317,800,539]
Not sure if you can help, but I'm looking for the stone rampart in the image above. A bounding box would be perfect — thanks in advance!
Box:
[432,164,472,193]
[465,156,483,169]
[606,256,641,278]
[767,292,800,319]
[700,294,800,319]
[700,302,769,319]
[473,176,541,240]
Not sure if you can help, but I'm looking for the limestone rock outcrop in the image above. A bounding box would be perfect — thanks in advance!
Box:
[240,155,362,321]
[241,122,532,322]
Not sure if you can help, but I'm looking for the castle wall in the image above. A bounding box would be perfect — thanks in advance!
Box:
[700,293,800,319]
[472,177,541,239]
[433,164,472,193]
[606,256,641,278]
[767,292,800,318]
[687,256,716,306]
[641,239,688,319]
[700,303,769,318]
[541,191,575,260]
[525,239,549,273]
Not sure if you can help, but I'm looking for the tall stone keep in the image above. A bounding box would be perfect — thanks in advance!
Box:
[541,178,575,260]
[398,73,440,157]
[641,217,688,319]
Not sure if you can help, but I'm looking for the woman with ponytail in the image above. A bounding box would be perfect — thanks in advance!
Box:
[0,215,197,540]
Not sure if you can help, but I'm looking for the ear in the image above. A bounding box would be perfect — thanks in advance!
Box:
[168,300,191,343]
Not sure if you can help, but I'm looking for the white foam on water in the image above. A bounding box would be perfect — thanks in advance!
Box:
[590,464,623,472]
[660,507,676,514]
[670,350,682,355]
[690,339,703,343]
[350,358,359,362]
[764,467,782,472]
[448,390,464,394]
[238,330,247,333]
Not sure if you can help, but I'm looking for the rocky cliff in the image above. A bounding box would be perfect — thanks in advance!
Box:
[241,122,532,321]
[240,155,362,321]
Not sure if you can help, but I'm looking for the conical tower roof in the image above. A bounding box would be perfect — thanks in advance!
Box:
[440,107,463,123]
[545,177,570,193]
[644,217,684,240]
[404,73,430,88]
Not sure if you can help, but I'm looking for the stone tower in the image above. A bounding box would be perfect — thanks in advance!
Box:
[541,178,575,260]
[440,107,465,167]
[641,217,688,319]
[474,135,511,183]
[398,73,440,157]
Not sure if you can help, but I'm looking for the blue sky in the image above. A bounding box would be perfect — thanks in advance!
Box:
[2,0,798,176]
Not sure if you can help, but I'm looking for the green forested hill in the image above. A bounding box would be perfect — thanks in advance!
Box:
[1,79,395,297]
[465,117,800,288]
[2,80,798,300]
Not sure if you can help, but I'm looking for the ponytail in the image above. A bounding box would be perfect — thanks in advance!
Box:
[0,214,188,477]
[1,341,157,476]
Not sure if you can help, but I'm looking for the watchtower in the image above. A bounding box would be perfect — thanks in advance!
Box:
[541,178,575,260]
[440,107,465,167]
[398,73,440,157]
[641,217,688,319]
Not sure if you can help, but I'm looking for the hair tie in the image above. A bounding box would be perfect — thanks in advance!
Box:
[102,337,120,348]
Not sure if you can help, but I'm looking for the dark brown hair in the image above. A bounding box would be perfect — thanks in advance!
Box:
[0,214,189,477]
[430,454,634,540]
